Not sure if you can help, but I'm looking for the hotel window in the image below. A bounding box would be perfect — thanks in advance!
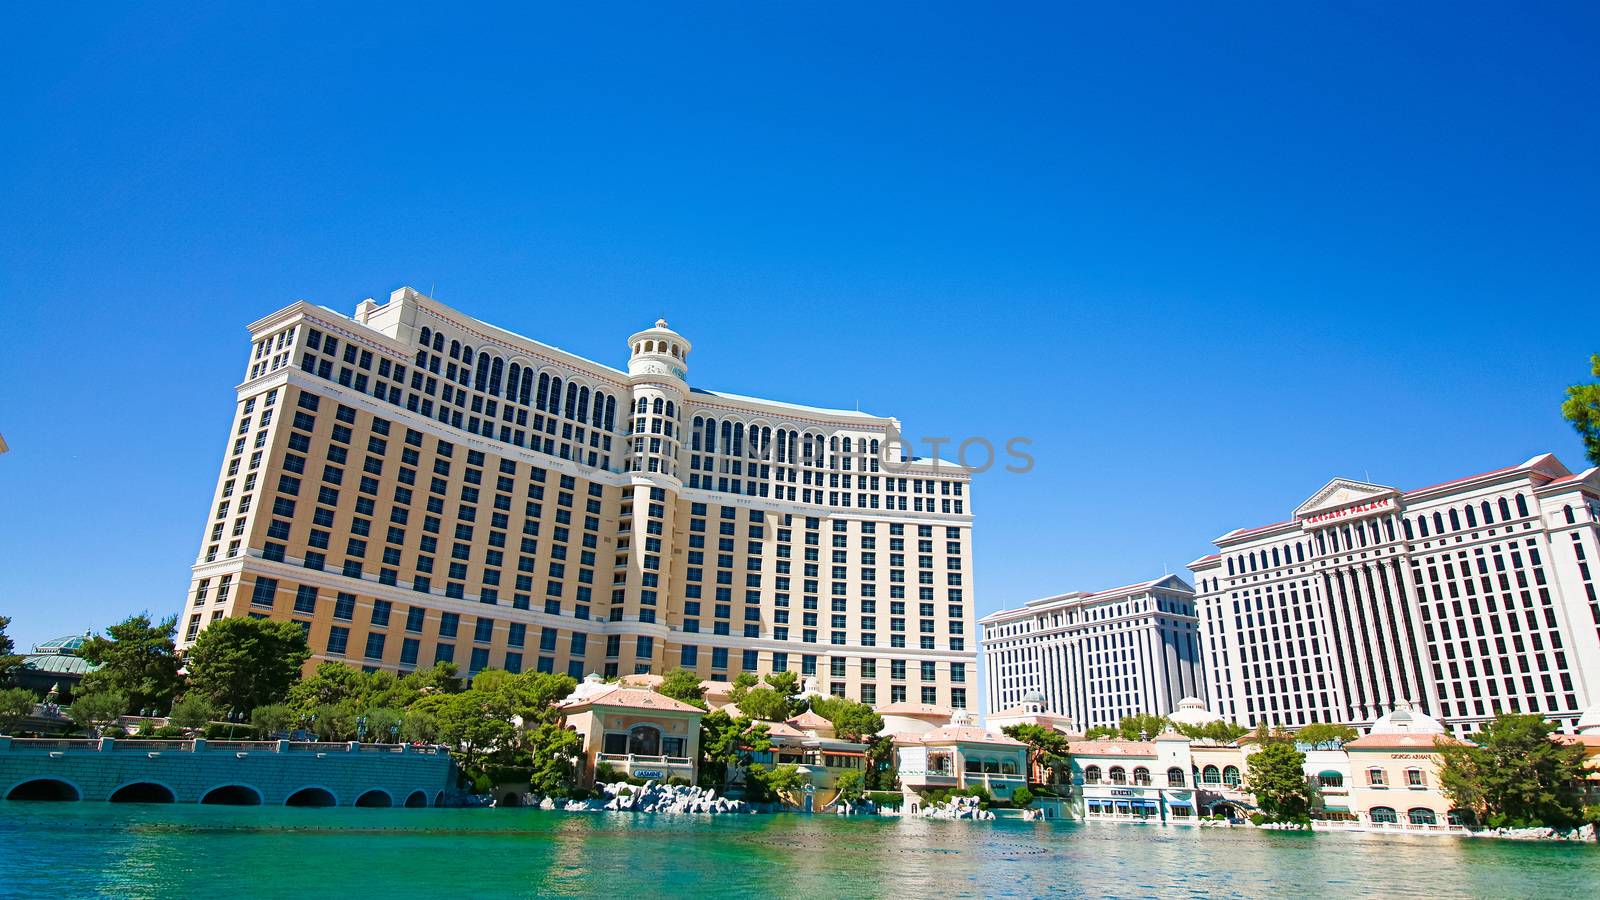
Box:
[1368,768,1387,786]
[326,626,349,656]
[1406,768,1425,788]
[364,633,386,660]
[921,686,937,704]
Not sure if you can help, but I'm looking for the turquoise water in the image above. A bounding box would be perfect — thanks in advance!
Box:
[4,804,1598,898]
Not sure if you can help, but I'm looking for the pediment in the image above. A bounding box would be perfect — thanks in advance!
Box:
[1294,478,1398,518]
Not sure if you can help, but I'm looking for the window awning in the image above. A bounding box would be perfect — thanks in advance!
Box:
[1168,800,1193,808]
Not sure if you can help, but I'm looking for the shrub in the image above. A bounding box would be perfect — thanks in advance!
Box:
[1011,787,1034,809]
[867,791,903,809]
[1249,813,1267,826]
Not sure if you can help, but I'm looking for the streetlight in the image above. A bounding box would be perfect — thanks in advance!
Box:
[356,715,369,743]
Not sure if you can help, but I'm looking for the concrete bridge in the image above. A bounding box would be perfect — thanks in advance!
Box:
[0,736,455,807]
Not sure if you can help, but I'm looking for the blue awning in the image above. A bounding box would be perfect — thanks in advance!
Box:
[1168,800,1192,808]
[1133,799,1158,808]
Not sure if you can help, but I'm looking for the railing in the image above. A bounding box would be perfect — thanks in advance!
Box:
[204,741,278,752]
[596,753,693,767]
[6,738,98,750]
[1,737,447,755]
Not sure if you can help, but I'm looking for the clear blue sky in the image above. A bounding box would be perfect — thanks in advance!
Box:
[3,4,1597,649]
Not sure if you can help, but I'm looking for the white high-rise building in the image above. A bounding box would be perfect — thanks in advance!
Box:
[1189,453,1600,736]
[980,575,1206,731]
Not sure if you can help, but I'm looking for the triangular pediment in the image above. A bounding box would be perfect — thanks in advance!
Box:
[1294,478,1398,518]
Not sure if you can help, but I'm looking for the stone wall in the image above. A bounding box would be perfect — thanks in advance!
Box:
[0,737,455,806]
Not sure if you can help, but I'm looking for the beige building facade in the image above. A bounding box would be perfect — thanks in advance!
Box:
[1189,454,1600,736]
[177,287,977,710]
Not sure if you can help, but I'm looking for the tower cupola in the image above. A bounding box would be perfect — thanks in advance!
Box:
[626,319,690,381]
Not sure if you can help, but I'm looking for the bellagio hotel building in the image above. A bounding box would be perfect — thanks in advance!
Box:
[176,287,977,710]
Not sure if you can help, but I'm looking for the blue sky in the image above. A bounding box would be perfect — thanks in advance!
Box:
[2,3,1597,648]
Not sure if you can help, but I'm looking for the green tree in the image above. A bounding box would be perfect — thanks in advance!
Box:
[698,710,772,790]
[751,763,805,804]
[1116,713,1175,740]
[763,670,801,699]
[822,699,884,744]
[656,668,707,709]
[286,662,369,713]
[401,709,440,743]
[77,613,182,715]
[1173,719,1251,743]
[363,706,405,743]
[167,693,216,730]
[1002,724,1070,785]
[1562,353,1600,465]
[528,721,583,795]
[727,672,759,705]
[1245,741,1314,822]
[185,617,310,714]
[1083,725,1118,740]
[1438,713,1590,829]
[0,686,36,734]
[1011,786,1035,809]
[430,689,516,775]
[738,686,792,722]
[69,689,128,736]
[834,768,865,804]
[0,616,27,686]
[1295,722,1359,747]
[250,702,296,736]
[863,734,898,790]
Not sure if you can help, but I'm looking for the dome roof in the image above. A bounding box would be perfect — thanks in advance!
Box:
[1021,689,1046,705]
[1369,701,1447,735]
[1168,697,1221,727]
[1577,703,1600,734]
[32,633,89,654]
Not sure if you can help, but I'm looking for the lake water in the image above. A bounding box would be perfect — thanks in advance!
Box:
[3,804,1597,898]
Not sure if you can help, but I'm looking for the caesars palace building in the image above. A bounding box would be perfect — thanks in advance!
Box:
[1189,454,1600,736]
[176,287,977,709]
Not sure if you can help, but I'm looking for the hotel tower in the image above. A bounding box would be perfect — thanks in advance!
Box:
[176,287,977,709]
[1189,454,1600,736]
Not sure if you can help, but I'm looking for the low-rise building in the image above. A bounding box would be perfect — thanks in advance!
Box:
[1341,703,1469,830]
[559,675,704,785]
[894,712,1029,801]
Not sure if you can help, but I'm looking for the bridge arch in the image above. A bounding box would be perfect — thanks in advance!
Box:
[355,789,393,808]
[404,790,429,808]
[5,777,82,801]
[109,781,177,804]
[201,784,263,805]
[285,786,339,807]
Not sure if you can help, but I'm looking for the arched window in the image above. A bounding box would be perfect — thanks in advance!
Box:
[1480,501,1493,524]
[691,417,704,451]
[536,373,551,411]
[1222,766,1241,787]
[450,339,461,359]
[603,395,616,431]
[520,369,534,406]
[1084,765,1102,784]
[462,346,473,366]
[1464,505,1476,527]
[1565,505,1576,524]
[1370,806,1397,824]
[1227,558,1235,576]
[432,332,444,352]
[419,327,432,347]
[564,383,578,419]
[628,725,661,756]
[1515,494,1529,517]
[1449,509,1460,531]
[1271,548,1281,567]
[1166,767,1185,786]
[1432,512,1444,535]
[1202,765,1220,784]
[1403,518,1414,540]
[507,363,520,399]
[577,386,590,423]
[1133,767,1151,786]
[652,397,664,415]
[665,400,675,419]
[1109,766,1127,785]
[474,354,491,391]
[1498,497,1512,520]
[548,377,563,415]
[1000,759,1018,775]
[1297,543,1306,563]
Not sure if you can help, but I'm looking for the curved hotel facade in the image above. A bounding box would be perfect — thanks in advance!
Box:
[1189,454,1600,735]
[177,287,976,709]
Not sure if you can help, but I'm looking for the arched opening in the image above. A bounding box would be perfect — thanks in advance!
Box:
[1222,766,1242,787]
[285,787,337,807]
[110,782,176,804]
[6,779,80,801]
[628,725,662,756]
[201,785,262,806]
[1408,807,1437,826]
[1166,767,1186,786]
[434,791,445,808]
[1370,806,1397,824]
[404,790,429,808]
[355,789,392,808]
